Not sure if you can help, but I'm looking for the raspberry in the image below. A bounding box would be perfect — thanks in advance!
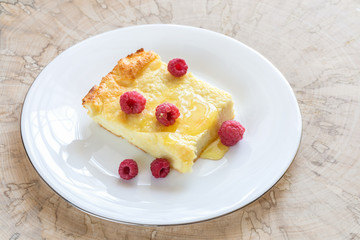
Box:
[118,159,138,180]
[218,120,245,146]
[150,158,170,178]
[155,102,180,126]
[167,58,188,77]
[120,91,146,114]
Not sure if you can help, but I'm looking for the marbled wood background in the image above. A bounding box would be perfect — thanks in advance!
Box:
[0,0,360,239]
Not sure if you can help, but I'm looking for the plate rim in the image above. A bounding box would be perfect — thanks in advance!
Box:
[20,24,303,226]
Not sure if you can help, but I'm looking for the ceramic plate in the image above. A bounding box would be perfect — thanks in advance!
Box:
[21,24,302,225]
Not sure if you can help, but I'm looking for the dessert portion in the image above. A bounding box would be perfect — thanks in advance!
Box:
[82,49,235,173]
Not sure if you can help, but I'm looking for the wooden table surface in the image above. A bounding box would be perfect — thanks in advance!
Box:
[1,0,360,239]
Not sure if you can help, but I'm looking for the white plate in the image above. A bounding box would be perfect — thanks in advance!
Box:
[21,24,302,225]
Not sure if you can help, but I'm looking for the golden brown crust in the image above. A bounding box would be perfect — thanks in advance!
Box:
[111,48,158,81]
[82,85,99,106]
[82,49,158,107]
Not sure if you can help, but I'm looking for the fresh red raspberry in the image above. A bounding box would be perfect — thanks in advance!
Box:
[120,91,146,114]
[118,159,138,180]
[150,158,170,178]
[218,120,245,146]
[167,58,188,77]
[155,102,180,126]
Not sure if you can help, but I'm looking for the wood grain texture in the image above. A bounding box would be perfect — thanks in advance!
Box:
[1,0,360,239]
